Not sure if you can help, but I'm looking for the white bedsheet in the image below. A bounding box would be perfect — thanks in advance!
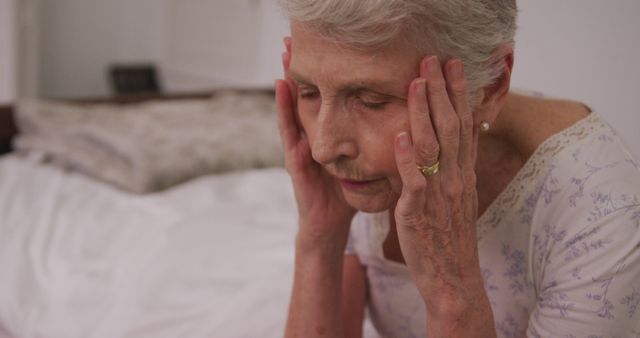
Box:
[0,155,298,338]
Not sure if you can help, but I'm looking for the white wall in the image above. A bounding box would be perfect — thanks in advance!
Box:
[256,0,290,87]
[163,0,288,91]
[17,0,42,99]
[0,0,17,104]
[163,0,260,91]
[512,0,640,158]
[34,0,287,96]
[38,0,166,98]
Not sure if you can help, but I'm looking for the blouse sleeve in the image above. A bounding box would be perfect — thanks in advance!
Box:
[527,158,640,337]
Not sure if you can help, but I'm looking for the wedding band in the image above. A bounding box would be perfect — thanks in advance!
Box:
[417,161,440,177]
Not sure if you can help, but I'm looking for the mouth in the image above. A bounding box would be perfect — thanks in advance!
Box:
[338,177,383,190]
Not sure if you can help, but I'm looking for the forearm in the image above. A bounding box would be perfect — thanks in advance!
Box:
[285,237,346,338]
[424,278,497,338]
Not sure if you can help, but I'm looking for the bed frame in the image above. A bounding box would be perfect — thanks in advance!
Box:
[0,89,274,155]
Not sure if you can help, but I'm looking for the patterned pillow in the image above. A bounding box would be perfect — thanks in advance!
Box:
[13,91,284,193]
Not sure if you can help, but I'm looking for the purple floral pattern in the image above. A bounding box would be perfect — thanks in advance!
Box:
[621,289,640,319]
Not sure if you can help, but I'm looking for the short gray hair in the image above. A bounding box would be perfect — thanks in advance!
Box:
[279,0,518,107]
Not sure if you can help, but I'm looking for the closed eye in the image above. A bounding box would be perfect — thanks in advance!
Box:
[356,91,391,111]
[297,84,320,100]
[360,99,389,111]
[299,90,319,99]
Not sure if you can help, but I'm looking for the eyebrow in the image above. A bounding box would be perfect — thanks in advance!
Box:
[288,68,407,100]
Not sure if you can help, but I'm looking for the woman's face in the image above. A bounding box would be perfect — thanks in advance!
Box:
[289,23,425,212]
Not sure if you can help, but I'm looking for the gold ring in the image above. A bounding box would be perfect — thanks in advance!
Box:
[417,161,440,177]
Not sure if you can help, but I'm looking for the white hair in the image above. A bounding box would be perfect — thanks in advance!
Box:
[279,0,518,108]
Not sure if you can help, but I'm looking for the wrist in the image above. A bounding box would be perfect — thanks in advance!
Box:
[295,218,351,254]
[293,237,346,287]
[295,232,347,261]
[423,283,494,332]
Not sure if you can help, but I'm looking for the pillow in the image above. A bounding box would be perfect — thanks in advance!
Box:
[14,91,284,193]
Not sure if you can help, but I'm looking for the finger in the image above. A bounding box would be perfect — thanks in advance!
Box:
[283,37,292,79]
[282,36,291,75]
[281,51,302,135]
[281,51,296,93]
[407,77,444,216]
[284,36,292,54]
[444,60,478,225]
[395,132,448,231]
[408,78,440,174]
[275,79,301,153]
[281,51,290,74]
[420,56,460,183]
[394,132,427,213]
[281,51,293,80]
[444,60,473,173]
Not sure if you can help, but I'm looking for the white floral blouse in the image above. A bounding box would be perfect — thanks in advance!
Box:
[346,113,640,338]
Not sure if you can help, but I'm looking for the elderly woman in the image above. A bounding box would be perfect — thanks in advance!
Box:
[274,0,640,337]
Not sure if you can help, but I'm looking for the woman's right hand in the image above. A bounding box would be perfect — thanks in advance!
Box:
[276,37,356,252]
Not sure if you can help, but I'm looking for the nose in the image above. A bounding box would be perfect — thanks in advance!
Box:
[310,104,358,165]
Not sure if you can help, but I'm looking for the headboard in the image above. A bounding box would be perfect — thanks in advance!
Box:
[0,89,275,155]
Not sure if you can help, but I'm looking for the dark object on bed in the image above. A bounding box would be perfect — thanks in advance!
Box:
[0,105,16,155]
[109,64,161,95]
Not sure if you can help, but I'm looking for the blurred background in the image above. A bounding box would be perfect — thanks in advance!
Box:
[0,0,639,156]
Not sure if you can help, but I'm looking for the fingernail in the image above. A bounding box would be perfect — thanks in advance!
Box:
[398,132,411,149]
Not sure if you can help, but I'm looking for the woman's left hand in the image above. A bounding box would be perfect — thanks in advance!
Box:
[393,55,493,333]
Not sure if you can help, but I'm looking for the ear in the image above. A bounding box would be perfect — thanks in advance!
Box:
[475,44,514,126]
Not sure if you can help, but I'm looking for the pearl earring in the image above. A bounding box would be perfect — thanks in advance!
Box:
[480,121,490,132]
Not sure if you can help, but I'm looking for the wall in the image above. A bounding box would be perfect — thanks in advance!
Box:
[0,0,17,104]
[17,0,41,98]
[35,0,287,96]
[38,0,166,98]
[256,0,290,86]
[162,0,289,91]
[163,0,260,91]
[512,0,640,158]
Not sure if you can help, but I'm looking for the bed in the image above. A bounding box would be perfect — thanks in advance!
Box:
[0,91,299,338]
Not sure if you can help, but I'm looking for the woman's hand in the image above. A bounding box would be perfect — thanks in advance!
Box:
[393,56,495,336]
[276,37,356,252]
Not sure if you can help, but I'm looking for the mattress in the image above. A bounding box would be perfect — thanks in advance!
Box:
[0,154,297,337]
